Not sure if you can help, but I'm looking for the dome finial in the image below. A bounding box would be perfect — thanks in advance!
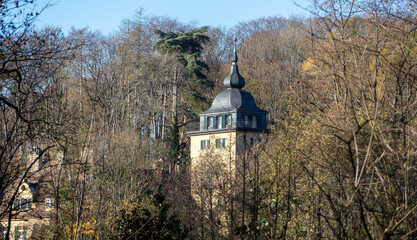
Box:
[232,38,238,63]
[223,38,245,89]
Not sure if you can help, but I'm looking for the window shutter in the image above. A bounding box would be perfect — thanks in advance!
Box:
[222,138,226,147]
[27,198,31,210]
[13,199,17,209]
[221,115,226,128]
[200,140,203,150]
[23,226,26,239]
[20,199,24,210]
[207,140,210,149]
[215,139,218,149]
[14,226,18,240]
[204,116,208,129]
[213,116,217,129]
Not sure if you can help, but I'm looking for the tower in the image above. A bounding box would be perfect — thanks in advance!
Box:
[188,39,268,205]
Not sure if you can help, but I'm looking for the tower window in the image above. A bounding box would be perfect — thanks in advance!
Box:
[215,138,226,149]
[218,115,223,129]
[252,115,257,129]
[213,116,218,129]
[200,140,210,150]
[221,114,232,128]
[227,115,232,128]
[243,115,251,127]
[204,116,209,130]
[221,115,226,128]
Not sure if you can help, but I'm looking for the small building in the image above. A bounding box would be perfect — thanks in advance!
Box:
[1,148,60,240]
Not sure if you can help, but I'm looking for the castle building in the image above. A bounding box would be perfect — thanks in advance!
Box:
[188,39,268,206]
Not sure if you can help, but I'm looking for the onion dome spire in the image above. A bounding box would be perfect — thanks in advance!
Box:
[223,38,245,89]
[232,37,238,63]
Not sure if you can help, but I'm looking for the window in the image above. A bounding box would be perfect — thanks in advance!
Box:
[200,140,210,150]
[14,226,26,240]
[221,115,226,128]
[218,115,223,129]
[45,198,54,208]
[204,116,209,130]
[243,114,251,127]
[220,115,231,128]
[208,117,213,129]
[25,199,31,210]
[13,199,31,211]
[215,138,226,149]
[251,115,257,129]
[19,199,24,210]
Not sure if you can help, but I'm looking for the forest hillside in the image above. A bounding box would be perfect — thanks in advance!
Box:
[1,0,417,239]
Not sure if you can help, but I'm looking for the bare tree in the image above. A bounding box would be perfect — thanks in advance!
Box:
[0,1,73,239]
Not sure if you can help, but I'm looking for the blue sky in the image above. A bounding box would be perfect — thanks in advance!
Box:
[35,0,311,35]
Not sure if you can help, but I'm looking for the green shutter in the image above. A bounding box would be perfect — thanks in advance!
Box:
[207,140,210,149]
[204,116,208,129]
[14,226,18,240]
[213,116,217,129]
[221,115,226,128]
[23,226,26,239]
[13,199,17,209]
[222,138,226,147]
[215,139,218,149]
[200,140,203,150]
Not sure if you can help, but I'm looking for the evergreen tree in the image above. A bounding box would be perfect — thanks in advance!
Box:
[154,27,212,164]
